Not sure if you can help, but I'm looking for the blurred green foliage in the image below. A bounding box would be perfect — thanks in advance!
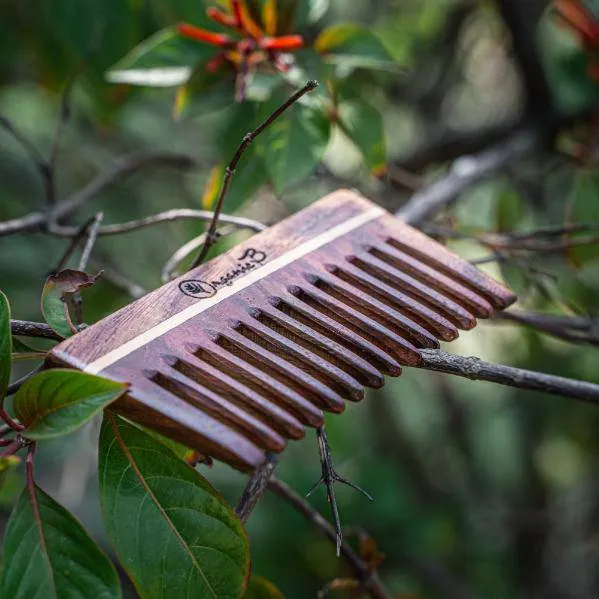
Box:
[2,0,599,598]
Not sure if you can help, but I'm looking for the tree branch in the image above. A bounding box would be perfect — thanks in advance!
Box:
[418,349,599,402]
[235,452,279,523]
[268,478,393,599]
[0,152,196,237]
[397,126,546,225]
[10,320,61,340]
[50,209,267,238]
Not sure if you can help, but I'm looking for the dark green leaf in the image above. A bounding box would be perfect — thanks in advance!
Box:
[244,576,285,598]
[260,101,330,194]
[99,413,250,599]
[315,23,400,71]
[1,484,121,599]
[107,26,216,87]
[338,99,386,173]
[14,370,128,441]
[0,290,10,400]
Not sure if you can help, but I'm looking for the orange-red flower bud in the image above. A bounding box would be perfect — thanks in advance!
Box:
[259,35,304,51]
[177,23,235,47]
[206,7,238,29]
[231,0,244,28]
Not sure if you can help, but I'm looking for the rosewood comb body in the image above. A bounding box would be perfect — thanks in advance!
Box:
[48,191,516,471]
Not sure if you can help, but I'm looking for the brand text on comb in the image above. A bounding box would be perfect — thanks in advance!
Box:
[179,248,268,299]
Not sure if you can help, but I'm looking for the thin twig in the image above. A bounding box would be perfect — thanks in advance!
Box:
[418,349,599,402]
[235,452,279,523]
[494,310,599,346]
[307,425,373,556]
[50,214,97,274]
[10,320,62,340]
[190,80,319,268]
[50,209,267,238]
[78,212,104,271]
[268,478,393,599]
[0,152,196,237]
[0,116,46,171]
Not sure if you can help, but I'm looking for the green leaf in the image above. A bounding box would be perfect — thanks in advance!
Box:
[107,26,216,87]
[244,576,285,598]
[14,370,128,441]
[1,484,121,599]
[260,101,330,194]
[315,23,400,71]
[99,413,250,599]
[41,269,101,339]
[338,99,386,173]
[0,290,11,400]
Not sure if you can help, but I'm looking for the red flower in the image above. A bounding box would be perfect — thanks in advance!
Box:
[178,0,304,101]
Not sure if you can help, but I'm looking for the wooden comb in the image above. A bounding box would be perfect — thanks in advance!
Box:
[47,190,516,471]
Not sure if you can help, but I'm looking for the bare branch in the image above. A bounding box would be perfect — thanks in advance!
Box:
[268,478,393,599]
[494,310,599,346]
[78,212,104,271]
[11,320,61,340]
[0,152,196,237]
[190,80,319,268]
[50,209,267,238]
[418,349,599,403]
[397,127,545,225]
[235,453,279,523]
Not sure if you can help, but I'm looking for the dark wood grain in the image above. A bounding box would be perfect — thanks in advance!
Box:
[47,189,516,472]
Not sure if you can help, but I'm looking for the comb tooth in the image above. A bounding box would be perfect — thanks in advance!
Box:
[150,366,286,453]
[304,261,439,349]
[238,316,365,402]
[273,294,403,377]
[214,330,347,414]
[349,251,477,330]
[170,352,305,440]
[252,306,385,388]
[120,381,265,471]
[287,284,423,366]
[192,342,324,428]
[368,244,494,318]
[337,260,460,341]
[384,234,516,309]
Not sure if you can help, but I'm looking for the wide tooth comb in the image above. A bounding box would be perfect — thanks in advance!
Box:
[47,190,516,471]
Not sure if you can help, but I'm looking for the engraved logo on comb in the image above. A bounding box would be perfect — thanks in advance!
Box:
[178,280,217,299]
[179,248,268,299]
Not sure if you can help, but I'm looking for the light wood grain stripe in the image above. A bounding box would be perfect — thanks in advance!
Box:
[84,206,385,375]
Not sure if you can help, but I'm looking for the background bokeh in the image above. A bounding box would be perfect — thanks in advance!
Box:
[2,0,599,597]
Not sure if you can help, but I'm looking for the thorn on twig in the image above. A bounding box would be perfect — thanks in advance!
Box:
[189,80,319,269]
[307,425,373,557]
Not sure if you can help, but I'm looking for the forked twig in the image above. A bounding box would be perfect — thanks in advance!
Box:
[307,425,373,556]
[190,79,319,269]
